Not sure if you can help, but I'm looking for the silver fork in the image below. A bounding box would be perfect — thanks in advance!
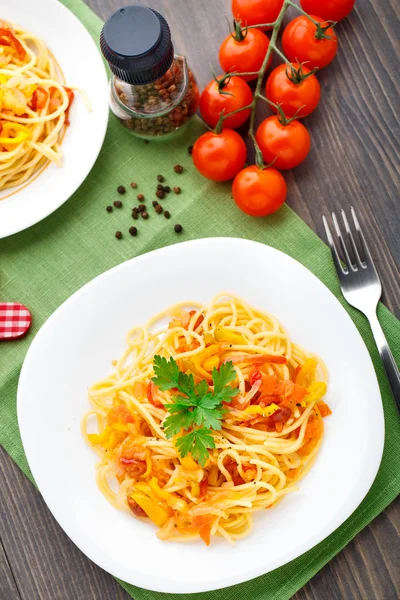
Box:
[323,207,400,411]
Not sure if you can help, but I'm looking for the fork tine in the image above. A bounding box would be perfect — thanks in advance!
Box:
[341,209,364,269]
[350,207,378,273]
[323,215,348,275]
[332,212,356,271]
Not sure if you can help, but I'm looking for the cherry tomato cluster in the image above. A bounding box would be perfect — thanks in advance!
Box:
[192,0,356,217]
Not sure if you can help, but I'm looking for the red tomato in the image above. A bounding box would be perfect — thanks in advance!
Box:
[300,0,355,21]
[232,166,287,217]
[255,116,311,170]
[29,86,49,111]
[192,129,247,182]
[282,16,338,69]
[266,62,321,118]
[219,28,271,82]
[232,0,284,30]
[199,76,253,129]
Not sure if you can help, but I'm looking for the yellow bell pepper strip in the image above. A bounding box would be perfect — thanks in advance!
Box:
[130,491,171,527]
[203,355,219,372]
[203,333,215,346]
[149,477,170,500]
[180,454,199,470]
[244,403,280,417]
[295,358,318,388]
[214,326,247,345]
[87,425,127,450]
[305,382,327,403]
[147,478,189,513]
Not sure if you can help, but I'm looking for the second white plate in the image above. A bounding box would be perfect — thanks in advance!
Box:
[0,0,109,238]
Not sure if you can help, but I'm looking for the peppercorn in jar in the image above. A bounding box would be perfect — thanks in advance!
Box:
[100,6,199,140]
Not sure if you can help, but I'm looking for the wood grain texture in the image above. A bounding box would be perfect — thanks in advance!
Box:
[1,1,399,600]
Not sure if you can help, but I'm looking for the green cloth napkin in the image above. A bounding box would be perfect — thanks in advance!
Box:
[1,0,399,598]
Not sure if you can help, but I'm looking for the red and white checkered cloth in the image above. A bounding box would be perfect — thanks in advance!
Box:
[0,302,32,340]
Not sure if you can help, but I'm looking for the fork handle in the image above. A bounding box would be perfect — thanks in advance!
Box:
[368,312,400,411]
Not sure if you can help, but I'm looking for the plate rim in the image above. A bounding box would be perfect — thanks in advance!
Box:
[17,237,385,593]
[0,0,109,239]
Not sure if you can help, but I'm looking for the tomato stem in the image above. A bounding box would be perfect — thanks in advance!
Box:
[231,19,247,42]
[213,0,319,162]
[286,0,319,26]
[221,103,253,120]
[214,111,225,134]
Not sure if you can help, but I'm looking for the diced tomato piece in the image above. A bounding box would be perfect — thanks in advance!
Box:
[63,86,74,125]
[29,86,49,111]
[249,366,262,386]
[297,418,323,456]
[317,400,332,417]
[192,514,215,546]
[259,374,278,395]
[0,28,25,59]
[147,381,163,409]
[200,479,208,498]
[107,405,134,424]
[189,310,204,330]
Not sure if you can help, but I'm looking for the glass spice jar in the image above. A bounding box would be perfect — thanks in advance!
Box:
[100,5,199,140]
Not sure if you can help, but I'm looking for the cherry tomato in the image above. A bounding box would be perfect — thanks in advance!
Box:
[232,166,287,216]
[219,27,271,82]
[199,76,253,129]
[192,129,247,182]
[300,0,355,21]
[232,0,284,30]
[266,62,321,118]
[255,116,311,170]
[282,16,337,69]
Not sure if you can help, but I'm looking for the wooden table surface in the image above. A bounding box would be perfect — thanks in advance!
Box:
[1,1,399,599]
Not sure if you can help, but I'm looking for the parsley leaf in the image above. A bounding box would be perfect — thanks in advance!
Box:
[192,405,225,430]
[212,362,237,394]
[175,428,216,466]
[163,407,193,437]
[152,355,194,395]
[152,355,239,464]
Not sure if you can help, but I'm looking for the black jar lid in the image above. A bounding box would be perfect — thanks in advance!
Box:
[100,5,174,85]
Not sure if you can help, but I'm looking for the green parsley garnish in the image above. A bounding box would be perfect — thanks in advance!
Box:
[152,356,238,466]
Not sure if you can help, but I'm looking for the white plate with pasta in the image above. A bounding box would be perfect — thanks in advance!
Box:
[17,238,384,593]
[0,0,108,238]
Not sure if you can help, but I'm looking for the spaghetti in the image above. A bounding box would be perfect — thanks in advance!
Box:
[0,20,76,191]
[82,293,332,545]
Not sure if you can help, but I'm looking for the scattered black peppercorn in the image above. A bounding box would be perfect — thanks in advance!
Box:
[117,186,126,194]
[115,231,122,239]
[156,189,165,199]
[113,200,122,208]
[164,210,171,219]
[130,182,137,189]
[156,183,164,191]
[157,174,165,182]
[173,186,181,194]
[174,224,183,233]
[188,145,193,155]
[174,164,184,174]
[106,205,113,213]
[155,204,163,214]
[132,212,139,220]
[152,200,159,207]
[137,193,144,201]
[163,186,171,193]
[142,211,149,219]
[138,204,146,212]
[129,226,138,237]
